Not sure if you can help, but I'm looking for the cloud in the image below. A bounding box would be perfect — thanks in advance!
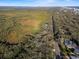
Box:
[30,0,56,6]
[65,0,73,2]
[65,0,71,1]
[33,0,55,4]
[0,0,78,6]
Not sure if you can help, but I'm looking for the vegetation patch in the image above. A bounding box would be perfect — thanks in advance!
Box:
[0,9,49,44]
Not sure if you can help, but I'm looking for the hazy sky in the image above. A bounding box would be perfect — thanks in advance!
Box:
[0,0,79,6]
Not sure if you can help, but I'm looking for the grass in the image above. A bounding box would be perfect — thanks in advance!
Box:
[0,9,50,43]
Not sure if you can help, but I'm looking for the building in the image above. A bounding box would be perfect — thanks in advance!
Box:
[64,39,77,49]
[74,47,79,55]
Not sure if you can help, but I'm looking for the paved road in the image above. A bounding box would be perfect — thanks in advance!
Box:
[54,41,60,55]
[53,41,61,59]
[51,16,63,59]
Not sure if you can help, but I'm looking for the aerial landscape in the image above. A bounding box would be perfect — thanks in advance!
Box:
[0,0,79,59]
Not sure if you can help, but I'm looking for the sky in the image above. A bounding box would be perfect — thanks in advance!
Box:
[0,0,79,6]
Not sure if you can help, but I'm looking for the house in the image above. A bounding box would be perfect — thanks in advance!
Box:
[70,55,79,59]
[74,47,79,55]
[64,39,77,49]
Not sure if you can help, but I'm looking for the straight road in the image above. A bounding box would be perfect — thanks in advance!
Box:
[51,16,61,59]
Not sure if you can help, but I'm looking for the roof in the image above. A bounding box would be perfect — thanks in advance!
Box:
[74,47,79,53]
[64,40,77,48]
[70,56,79,59]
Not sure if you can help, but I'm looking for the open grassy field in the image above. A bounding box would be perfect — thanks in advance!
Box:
[0,9,50,43]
